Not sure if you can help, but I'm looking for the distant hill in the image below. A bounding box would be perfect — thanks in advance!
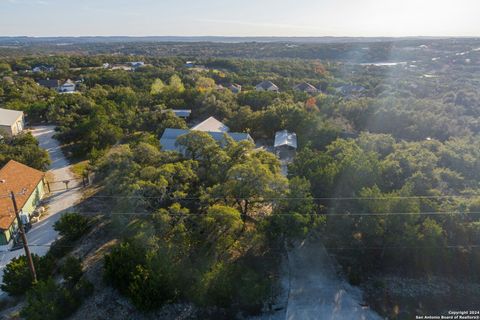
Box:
[0,35,460,45]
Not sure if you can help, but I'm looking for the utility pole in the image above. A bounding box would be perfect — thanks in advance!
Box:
[10,191,37,283]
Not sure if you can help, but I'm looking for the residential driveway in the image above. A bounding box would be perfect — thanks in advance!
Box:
[285,239,382,320]
[0,125,82,291]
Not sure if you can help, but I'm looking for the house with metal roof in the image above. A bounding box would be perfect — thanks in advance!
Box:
[293,82,318,94]
[160,128,253,153]
[255,81,279,92]
[161,109,192,119]
[37,79,60,90]
[274,130,298,150]
[0,108,24,136]
[191,116,230,133]
[336,84,366,97]
[228,83,242,94]
[0,160,46,246]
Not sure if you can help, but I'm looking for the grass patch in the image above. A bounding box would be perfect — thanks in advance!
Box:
[71,160,89,178]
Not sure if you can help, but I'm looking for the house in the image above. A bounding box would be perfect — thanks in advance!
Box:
[161,117,252,153]
[37,79,60,90]
[293,82,318,94]
[0,108,24,136]
[161,109,192,119]
[256,81,279,92]
[32,65,54,73]
[160,128,253,153]
[185,61,195,68]
[191,116,230,133]
[336,84,366,97]
[228,83,242,94]
[58,79,76,93]
[0,160,46,246]
[274,130,297,151]
[130,62,145,69]
[274,130,297,176]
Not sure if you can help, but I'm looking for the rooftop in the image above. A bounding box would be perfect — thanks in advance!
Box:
[294,82,318,92]
[274,130,298,149]
[256,81,279,90]
[191,116,229,133]
[0,108,24,127]
[162,109,192,118]
[37,79,60,89]
[0,160,45,230]
[160,128,253,153]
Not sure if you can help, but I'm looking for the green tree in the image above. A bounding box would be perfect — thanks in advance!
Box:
[53,213,90,241]
[150,78,165,95]
[1,254,54,296]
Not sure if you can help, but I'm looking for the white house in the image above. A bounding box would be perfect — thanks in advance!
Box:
[256,81,279,92]
[58,79,76,93]
[0,108,24,136]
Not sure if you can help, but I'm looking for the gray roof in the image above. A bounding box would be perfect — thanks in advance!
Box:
[256,81,279,91]
[162,109,192,118]
[274,130,297,149]
[293,82,318,93]
[191,116,229,132]
[160,128,253,153]
[228,83,242,93]
[37,79,60,89]
[337,85,366,94]
[0,108,24,127]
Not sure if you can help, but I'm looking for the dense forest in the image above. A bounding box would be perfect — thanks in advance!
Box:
[1,39,480,318]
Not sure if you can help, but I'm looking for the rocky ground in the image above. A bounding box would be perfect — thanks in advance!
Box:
[363,275,480,318]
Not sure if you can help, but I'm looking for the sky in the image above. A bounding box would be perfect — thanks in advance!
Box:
[0,0,479,37]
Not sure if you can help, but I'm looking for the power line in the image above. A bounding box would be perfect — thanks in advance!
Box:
[76,194,480,201]
[2,243,480,254]
[3,188,480,201]
[63,210,479,217]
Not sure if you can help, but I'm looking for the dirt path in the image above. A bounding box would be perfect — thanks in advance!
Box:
[0,125,82,292]
[285,239,381,320]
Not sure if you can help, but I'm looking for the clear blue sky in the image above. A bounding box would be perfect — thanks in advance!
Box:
[1,0,479,37]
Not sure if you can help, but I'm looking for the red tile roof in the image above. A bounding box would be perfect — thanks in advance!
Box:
[0,160,45,230]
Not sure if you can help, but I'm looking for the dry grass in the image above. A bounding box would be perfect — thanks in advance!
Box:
[70,160,89,178]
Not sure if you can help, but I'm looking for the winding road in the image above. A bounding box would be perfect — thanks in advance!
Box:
[0,126,82,292]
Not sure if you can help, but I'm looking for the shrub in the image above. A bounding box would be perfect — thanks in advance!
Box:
[53,213,90,241]
[47,238,72,259]
[104,241,147,294]
[20,278,93,320]
[1,254,55,296]
[61,256,83,284]
[198,261,270,314]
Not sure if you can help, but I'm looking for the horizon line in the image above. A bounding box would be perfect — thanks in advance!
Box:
[1,35,480,39]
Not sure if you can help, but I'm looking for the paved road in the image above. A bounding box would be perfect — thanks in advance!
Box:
[0,126,82,289]
[285,239,382,320]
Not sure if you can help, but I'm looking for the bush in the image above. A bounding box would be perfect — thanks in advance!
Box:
[198,262,270,314]
[53,213,90,241]
[1,254,55,296]
[47,238,73,259]
[61,256,83,284]
[20,278,93,320]
[104,241,147,294]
